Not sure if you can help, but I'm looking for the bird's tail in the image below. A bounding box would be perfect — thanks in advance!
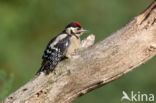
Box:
[36,60,59,75]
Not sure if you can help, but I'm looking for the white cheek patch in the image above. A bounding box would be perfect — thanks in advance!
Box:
[66,27,77,34]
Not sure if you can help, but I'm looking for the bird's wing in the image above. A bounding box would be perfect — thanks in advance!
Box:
[37,34,71,74]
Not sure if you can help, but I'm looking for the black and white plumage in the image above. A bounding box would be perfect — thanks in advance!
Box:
[36,22,87,75]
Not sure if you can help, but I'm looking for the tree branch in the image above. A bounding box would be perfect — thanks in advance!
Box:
[3,1,156,103]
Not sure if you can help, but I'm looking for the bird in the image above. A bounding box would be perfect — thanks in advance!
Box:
[36,22,87,75]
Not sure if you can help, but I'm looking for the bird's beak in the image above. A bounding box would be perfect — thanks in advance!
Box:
[80,29,89,33]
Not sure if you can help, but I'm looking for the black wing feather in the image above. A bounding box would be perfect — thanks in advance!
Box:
[37,35,71,74]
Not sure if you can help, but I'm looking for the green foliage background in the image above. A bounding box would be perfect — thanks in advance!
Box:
[0,0,155,103]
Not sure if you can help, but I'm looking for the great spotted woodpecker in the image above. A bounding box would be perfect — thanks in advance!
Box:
[37,22,87,75]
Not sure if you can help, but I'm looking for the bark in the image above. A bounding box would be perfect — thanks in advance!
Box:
[3,1,156,103]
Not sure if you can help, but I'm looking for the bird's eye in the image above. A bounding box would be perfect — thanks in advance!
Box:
[77,27,81,30]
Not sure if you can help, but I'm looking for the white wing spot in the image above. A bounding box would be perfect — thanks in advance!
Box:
[65,42,68,46]
[50,34,67,48]
[47,50,51,53]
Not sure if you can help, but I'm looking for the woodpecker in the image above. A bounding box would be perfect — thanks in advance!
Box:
[36,22,87,75]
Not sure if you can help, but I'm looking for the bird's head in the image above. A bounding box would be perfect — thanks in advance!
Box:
[64,22,88,37]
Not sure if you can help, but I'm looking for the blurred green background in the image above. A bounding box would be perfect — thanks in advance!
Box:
[0,0,155,102]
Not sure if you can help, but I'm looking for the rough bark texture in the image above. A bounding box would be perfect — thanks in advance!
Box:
[3,1,156,103]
